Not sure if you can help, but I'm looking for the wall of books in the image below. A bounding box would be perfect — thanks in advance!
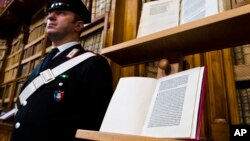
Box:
[83,0,112,22]
[0,40,6,74]
[233,44,250,125]
[0,0,112,118]
[0,40,7,108]
[0,7,48,113]
[79,0,111,53]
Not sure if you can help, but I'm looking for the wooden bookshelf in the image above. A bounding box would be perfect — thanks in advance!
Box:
[101,4,250,66]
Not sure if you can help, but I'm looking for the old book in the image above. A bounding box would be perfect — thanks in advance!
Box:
[242,44,250,65]
[239,89,250,124]
[137,0,220,37]
[100,66,206,140]
[233,46,245,65]
[236,89,244,124]
[233,0,250,8]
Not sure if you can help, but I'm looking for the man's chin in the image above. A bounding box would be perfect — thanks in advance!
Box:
[46,31,57,37]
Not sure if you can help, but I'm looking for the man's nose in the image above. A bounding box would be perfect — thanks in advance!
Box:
[47,12,57,20]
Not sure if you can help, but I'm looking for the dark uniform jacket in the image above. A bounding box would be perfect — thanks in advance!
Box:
[11,44,113,141]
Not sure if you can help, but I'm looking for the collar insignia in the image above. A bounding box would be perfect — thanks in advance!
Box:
[66,48,79,58]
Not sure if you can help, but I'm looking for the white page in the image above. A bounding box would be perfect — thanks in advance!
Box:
[142,67,203,138]
[137,0,180,37]
[0,108,15,120]
[100,77,157,135]
[181,0,218,24]
[190,67,205,138]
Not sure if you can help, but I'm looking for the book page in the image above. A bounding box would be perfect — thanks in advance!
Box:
[100,77,157,135]
[141,67,204,139]
[181,0,219,24]
[137,0,181,38]
[191,67,206,139]
[0,108,15,120]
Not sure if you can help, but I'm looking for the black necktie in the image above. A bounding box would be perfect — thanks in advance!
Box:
[40,48,59,71]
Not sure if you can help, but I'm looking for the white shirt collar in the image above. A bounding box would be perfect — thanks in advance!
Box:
[54,41,80,52]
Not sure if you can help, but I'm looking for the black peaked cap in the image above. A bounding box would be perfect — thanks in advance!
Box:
[48,0,91,23]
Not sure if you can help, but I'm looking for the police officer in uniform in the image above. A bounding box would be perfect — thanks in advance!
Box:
[11,0,113,140]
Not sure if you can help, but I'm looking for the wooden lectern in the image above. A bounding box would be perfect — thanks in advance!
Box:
[76,59,182,141]
[75,129,180,141]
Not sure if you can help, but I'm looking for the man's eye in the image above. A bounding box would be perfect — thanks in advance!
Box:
[55,11,65,15]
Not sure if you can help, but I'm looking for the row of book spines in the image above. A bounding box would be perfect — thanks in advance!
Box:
[237,88,250,124]
[81,29,103,53]
[22,39,44,60]
[233,44,250,65]
[9,36,24,55]
[233,0,250,8]
[28,20,45,44]
[0,79,25,105]
[3,56,41,84]
[3,67,17,83]
[4,37,47,82]
[145,61,159,78]
[0,84,12,101]
[5,53,21,69]
[144,60,180,78]
[0,49,6,60]
[18,58,41,77]
[0,62,3,71]
[84,0,111,22]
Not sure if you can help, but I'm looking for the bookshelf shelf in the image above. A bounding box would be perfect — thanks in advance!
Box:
[7,49,22,58]
[0,46,7,49]
[21,52,42,64]
[5,63,18,71]
[101,4,250,66]
[81,15,105,37]
[24,34,45,49]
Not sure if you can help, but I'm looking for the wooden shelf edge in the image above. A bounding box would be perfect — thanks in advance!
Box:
[0,46,7,49]
[81,15,105,37]
[25,34,45,49]
[21,52,42,64]
[0,0,14,16]
[5,63,18,71]
[8,48,22,58]
[76,129,181,141]
[101,4,250,66]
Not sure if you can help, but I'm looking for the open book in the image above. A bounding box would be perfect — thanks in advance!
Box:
[137,0,219,37]
[100,66,207,140]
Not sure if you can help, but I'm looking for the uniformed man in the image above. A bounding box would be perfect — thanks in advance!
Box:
[11,0,113,140]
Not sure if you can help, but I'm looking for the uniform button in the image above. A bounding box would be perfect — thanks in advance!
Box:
[58,82,63,86]
[22,101,27,106]
[15,122,20,129]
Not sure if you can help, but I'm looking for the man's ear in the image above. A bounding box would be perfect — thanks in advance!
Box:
[74,21,84,32]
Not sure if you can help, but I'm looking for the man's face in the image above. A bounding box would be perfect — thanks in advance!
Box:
[45,10,79,40]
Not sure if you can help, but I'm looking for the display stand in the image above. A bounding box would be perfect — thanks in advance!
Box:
[75,129,180,141]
